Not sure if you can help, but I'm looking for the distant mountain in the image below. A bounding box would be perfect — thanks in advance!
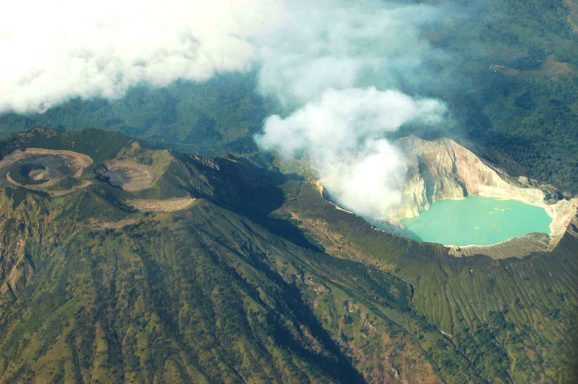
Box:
[0,129,575,383]
[1,1,577,192]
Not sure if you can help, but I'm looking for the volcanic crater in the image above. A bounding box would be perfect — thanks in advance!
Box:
[0,143,196,213]
[318,136,578,258]
[0,148,93,196]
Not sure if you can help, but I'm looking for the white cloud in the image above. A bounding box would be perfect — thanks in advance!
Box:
[0,0,451,219]
[0,0,283,113]
[256,0,443,107]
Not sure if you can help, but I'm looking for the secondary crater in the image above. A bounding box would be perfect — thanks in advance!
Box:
[0,148,93,196]
[97,142,197,213]
[100,159,154,192]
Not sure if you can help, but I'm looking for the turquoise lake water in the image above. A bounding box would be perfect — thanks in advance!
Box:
[400,196,552,246]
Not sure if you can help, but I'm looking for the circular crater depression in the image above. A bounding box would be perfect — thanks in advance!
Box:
[0,148,93,196]
[400,196,552,247]
[99,160,153,192]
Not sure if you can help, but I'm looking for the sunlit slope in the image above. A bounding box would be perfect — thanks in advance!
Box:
[281,181,577,383]
[0,129,484,383]
[0,129,575,383]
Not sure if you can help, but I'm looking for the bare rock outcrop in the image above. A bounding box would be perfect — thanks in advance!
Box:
[101,160,153,192]
[127,197,197,213]
[389,136,578,250]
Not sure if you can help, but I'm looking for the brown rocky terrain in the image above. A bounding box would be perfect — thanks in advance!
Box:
[100,160,153,192]
[0,148,93,196]
[126,197,198,212]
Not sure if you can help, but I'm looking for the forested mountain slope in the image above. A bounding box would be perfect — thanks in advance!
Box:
[0,129,575,383]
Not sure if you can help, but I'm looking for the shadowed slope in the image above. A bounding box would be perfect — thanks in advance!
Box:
[0,129,483,383]
[0,129,575,383]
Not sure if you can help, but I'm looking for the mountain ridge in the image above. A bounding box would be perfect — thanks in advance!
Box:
[0,128,575,383]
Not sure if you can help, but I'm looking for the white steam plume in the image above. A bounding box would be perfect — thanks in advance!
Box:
[256,88,446,218]
[255,0,450,219]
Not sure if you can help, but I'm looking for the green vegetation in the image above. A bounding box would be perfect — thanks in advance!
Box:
[0,2,575,192]
[0,130,479,383]
[0,74,270,156]
[280,180,577,383]
[434,0,578,192]
[0,129,575,383]
[0,1,576,382]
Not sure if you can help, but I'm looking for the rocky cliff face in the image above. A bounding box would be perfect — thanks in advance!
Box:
[388,136,577,248]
